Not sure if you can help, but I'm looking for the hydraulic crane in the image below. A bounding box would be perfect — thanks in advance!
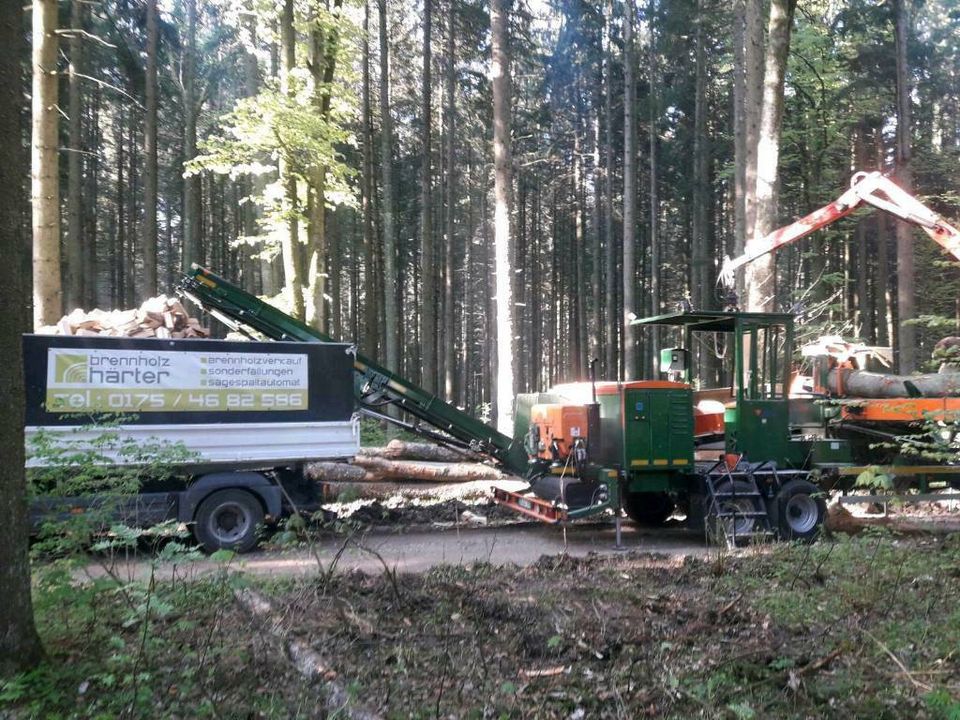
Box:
[719,170,960,288]
[179,266,530,474]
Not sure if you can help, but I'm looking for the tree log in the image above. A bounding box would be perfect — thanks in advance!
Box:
[306,458,512,485]
[829,369,960,398]
[357,439,480,462]
[351,456,511,483]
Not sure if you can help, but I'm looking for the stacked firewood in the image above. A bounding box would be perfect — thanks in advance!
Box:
[38,295,209,339]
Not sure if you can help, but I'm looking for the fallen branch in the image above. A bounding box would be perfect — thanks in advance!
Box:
[234,588,383,719]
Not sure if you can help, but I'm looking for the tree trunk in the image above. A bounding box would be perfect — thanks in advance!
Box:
[361,0,377,357]
[142,0,158,296]
[894,0,915,373]
[491,0,515,433]
[64,0,84,311]
[182,0,200,272]
[691,0,709,310]
[416,0,436,391]
[732,0,747,263]
[83,86,100,308]
[745,0,797,313]
[32,0,61,328]
[379,0,400,380]
[622,0,637,379]
[603,0,617,377]
[647,0,660,375]
[0,0,45,671]
[279,0,305,319]
[742,0,763,257]
[443,0,456,400]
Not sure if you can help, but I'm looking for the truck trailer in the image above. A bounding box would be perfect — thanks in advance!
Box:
[25,333,358,552]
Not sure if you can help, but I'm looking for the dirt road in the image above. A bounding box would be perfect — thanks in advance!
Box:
[88,520,712,582]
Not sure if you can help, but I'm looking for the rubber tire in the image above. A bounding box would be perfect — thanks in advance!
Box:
[623,492,676,526]
[193,489,264,554]
[775,479,827,542]
[710,480,763,539]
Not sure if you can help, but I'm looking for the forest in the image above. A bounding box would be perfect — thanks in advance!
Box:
[15,0,960,427]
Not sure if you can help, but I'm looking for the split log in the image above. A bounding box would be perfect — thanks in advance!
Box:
[829,369,960,398]
[357,439,481,463]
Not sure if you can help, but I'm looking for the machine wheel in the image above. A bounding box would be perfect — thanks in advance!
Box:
[710,480,762,538]
[775,479,826,542]
[193,489,264,553]
[623,492,676,526]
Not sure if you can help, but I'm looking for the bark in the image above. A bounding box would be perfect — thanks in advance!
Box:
[420,0,436,391]
[491,0,515,433]
[65,0,84,310]
[306,0,343,332]
[352,456,511,483]
[591,99,602,371]
[745,0,797,313]
[182,0,200,271]
[648,0,660,374]
[622,0,637,379]
[358,439,480,462]
[894,0,916,373]
[442,0,456,400]
[379,0,400,380]
[143,0,159,296]
[83,86,100,308]
[361,0,377,356]
[691,0,709,310]
[732,0,747,262]
[0,0,44,672]
[31,0,61,328]
[874,131,891,347]
[742,0,763,259]
[827,369,960,399]
[603,0,616,377]
[280,0,305,319]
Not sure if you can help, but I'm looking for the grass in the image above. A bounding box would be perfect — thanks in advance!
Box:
[3,532,960,718]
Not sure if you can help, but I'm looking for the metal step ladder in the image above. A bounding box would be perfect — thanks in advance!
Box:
[704,459,777,548]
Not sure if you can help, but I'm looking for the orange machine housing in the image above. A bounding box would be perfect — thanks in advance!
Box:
[530,403,590,461]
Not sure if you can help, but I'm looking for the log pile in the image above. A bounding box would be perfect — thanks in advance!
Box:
[307,440,514,486]
[38,295,209,339]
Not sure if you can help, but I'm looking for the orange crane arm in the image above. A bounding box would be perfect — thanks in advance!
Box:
[719,171,960,287]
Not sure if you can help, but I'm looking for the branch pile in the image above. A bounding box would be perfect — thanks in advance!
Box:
[37,295,209,339]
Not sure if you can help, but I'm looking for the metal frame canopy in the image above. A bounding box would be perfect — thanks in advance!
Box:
[630,309,794,332]
[631,310,795,402]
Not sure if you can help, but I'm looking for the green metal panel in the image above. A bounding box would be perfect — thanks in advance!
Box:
[727,399,806,467]
[623,387,694,472]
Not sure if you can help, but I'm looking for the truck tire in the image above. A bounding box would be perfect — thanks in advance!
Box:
[710,480,762,539]
[193,489,264,553]
[775,479,826,542]
[623,492,676,526]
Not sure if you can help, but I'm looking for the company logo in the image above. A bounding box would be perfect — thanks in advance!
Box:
[55,353,90,383]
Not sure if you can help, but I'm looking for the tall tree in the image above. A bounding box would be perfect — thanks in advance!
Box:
[1,0,44,673]
[279,0,305,319]
[361,0,377,357]
[745,0,797,312]
[64,0,84,310]
[181,0,200,271]
[491,0,515,433]
[143,0,159,296]
[420,0,435,390]
[379,0,399,377]
[622,0,637,379]
[894,0,915,373]
[442,0,456,400]
[32,0,61,327]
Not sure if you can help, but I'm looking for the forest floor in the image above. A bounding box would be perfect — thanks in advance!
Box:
[5,530,960,719]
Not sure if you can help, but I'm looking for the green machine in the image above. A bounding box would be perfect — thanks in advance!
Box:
[181,267,830,545]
